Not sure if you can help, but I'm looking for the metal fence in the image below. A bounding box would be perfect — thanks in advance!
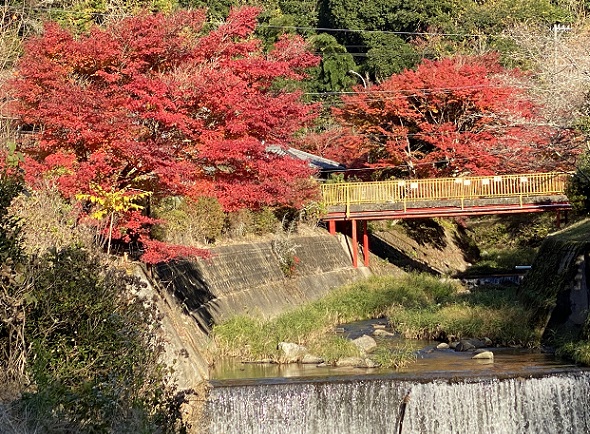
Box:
[321,172,571,209]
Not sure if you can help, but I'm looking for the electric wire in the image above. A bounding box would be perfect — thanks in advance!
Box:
[1,4,581,41]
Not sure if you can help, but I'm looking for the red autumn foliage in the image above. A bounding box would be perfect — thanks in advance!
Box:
[327,55,580,178]
[10,8,321,262]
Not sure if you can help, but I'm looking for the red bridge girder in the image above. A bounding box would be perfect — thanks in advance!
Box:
[323,199,571,268]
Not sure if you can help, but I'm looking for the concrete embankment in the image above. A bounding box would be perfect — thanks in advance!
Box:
[139,233,369,386]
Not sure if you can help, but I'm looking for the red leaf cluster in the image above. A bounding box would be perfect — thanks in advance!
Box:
[328,55,580,178]
[10,8,322,262]
[11,8,320,209]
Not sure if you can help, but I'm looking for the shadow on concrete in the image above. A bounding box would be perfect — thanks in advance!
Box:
[368,233,442,275]
[155,260,218,332]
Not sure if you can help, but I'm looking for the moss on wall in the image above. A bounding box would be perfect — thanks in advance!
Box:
[519,219,590,339]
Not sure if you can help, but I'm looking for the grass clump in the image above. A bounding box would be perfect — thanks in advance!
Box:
[307,336,360,364]
[387,287,537,345]
[464,248,538,276]
[211,273,463,365]
[212,273,539,369]
[370,345,417,369]
[557,341,590,365]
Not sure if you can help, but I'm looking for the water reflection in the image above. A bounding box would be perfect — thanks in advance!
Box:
[211,344,579,383]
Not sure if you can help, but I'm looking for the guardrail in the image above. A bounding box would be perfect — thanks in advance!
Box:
[321,172,571,211]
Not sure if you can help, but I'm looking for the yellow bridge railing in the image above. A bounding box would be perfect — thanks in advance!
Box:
[321,172,571,210]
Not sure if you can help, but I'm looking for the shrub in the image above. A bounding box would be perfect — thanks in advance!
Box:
[566,152,590,215]
[251,207,281,235]
[17,248,183,433]
[223,208,282,239]
[0,175,27,395]
[8,184,94,256]
[223,209,253,239]
[153,195,225,245]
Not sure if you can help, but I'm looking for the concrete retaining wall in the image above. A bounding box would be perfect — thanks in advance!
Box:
[155,234,369,332]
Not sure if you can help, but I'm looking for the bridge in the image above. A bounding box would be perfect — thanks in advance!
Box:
[320,172,572,267]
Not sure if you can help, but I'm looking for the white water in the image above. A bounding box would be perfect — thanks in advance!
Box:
[206,371,590,434]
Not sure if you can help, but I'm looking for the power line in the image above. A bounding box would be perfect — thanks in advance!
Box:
[259,24,485,39]
[304,83,532,97]
[4,5,581,42]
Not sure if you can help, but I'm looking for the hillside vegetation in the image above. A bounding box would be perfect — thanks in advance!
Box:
[3,1,590,432]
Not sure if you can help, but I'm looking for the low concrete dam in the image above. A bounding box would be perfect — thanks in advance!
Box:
[205,369,590,434]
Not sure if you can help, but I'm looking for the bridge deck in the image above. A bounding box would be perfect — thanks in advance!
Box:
[319,172,572,268]
[321,172,571,221]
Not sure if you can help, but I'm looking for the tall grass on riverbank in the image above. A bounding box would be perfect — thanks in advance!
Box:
[211,273,537,366]
[387,287,537,345]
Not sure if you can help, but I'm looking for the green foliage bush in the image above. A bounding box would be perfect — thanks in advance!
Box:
[223,207,282,238]
[154,195,225,245]
[0,176,184,432]
[9,185,94,256]
[566,152,590,216]
[18,248,183,433]
[0,175,24,262]
[0,174,27,397]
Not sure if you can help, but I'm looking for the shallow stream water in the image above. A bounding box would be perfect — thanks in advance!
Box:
[206,320,590,433]
[211,318,577,382]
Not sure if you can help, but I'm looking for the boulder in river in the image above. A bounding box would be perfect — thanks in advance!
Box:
[278,342,308,363]
[472,350,494,360]
[352,335,378,354]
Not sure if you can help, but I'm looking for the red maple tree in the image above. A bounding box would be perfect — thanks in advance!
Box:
[326,55,580,178]
[10,8,321,262]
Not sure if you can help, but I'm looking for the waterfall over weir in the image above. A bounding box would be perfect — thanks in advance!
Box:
[205,371,590,434]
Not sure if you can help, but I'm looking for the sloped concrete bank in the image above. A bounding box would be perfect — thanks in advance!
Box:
[155,234,370,333]
[131,233,369,430]
[145,233,369,381]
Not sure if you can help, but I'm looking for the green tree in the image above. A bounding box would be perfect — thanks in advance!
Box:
[306,33,356,93]
[456,0,569,35]
[566,152,590,215]
[318,0,457,78]
[363,33,420,80]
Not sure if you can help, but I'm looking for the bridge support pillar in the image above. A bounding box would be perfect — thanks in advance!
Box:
[556,210,561,229]
[328,220,336,235]
[362,220,369,267]
[351,219,358,268]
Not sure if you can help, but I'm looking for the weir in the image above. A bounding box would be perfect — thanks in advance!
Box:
[205,370,590,434]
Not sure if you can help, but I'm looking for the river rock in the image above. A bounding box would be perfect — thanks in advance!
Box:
[455,339,487,351]
[335,357,366,367]
[373,329,395,337]
[436,343,450,350]
[335,357,379,368]
[363,358,380,368]
[470,339,487,349]
[278,342,308,363]
[454,340,476,352]
[301,354,324,364]
[472,350,494,360]
[352,335,377,354]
